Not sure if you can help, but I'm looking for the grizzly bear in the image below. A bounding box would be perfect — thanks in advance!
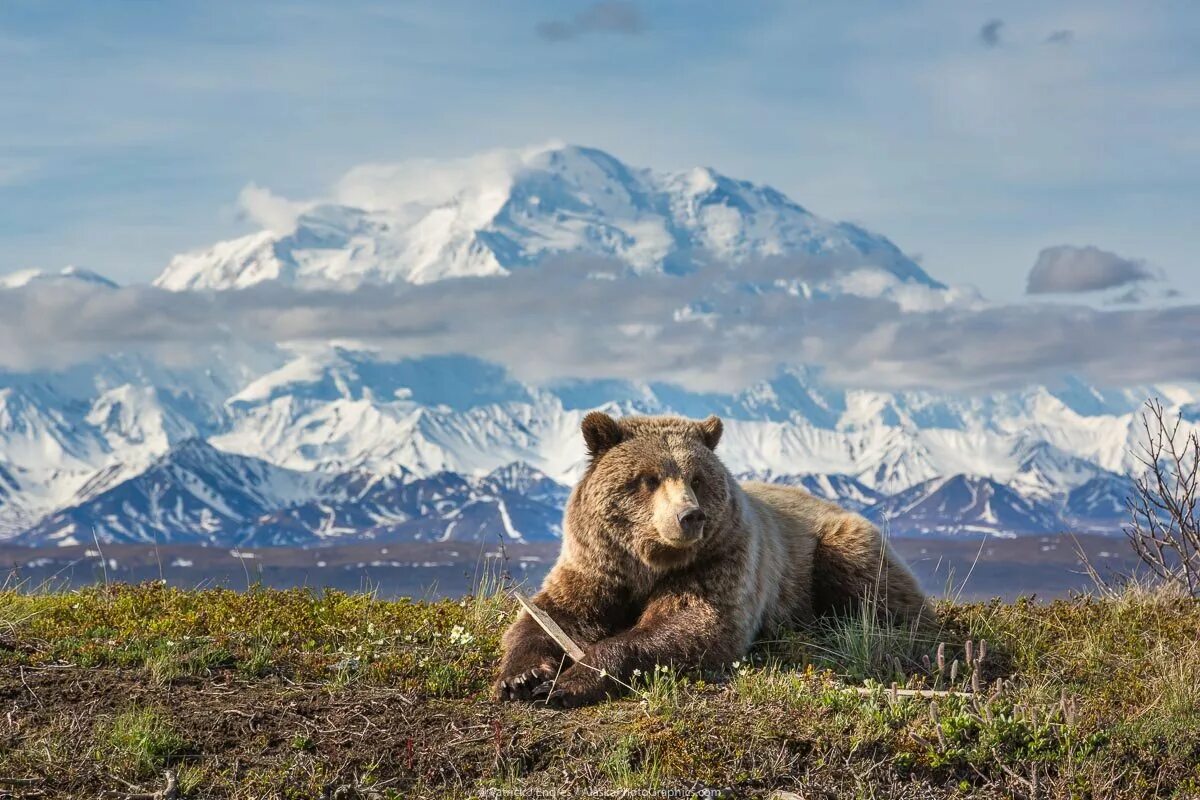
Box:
[494,412,928,708]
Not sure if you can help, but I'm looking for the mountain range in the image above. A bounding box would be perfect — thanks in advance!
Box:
[0,143,1175,548]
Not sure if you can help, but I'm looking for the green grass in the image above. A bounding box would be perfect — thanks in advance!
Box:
[0,582,500,692]
[101,707,188,779]
[2,581,1199,798]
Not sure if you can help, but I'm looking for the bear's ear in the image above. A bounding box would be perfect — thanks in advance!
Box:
[698,415,723,450]
[581,411,623,458]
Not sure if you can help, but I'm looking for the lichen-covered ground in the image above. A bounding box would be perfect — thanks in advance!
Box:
[1,583,1198,798]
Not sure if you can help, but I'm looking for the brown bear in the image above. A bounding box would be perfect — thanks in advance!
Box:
[494,412,928,708]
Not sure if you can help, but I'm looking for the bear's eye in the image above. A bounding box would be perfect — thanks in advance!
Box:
[690,475,702,492]
[640,474,661,492]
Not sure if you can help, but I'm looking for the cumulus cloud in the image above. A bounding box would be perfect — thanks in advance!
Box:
[1026,245,1157,295]
[979,19,1004,47]
[536,1,643,43]
[237,183,308,233]
[0,255,1197,394]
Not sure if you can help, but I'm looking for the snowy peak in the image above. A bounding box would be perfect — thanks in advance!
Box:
[13,424,571,548]
[1066,473,1135,532]
[738,470,882,512]
[0,266,118,291]
[479,462,572,509]
[0,338,1173,545]
[1008,440,1104,500]
[154,144,940,291]
[868,474,1065,537]
[229,350,531,412]
[19,439,317,546]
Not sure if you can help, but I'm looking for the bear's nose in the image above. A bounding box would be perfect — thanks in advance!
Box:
[677,507,706,537]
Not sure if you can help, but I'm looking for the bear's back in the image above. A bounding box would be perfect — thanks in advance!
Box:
[739,480,853,538]
[736,480,850,630]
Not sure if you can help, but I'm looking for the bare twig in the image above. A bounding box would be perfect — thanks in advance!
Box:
[122,769,178,800]
[1125,399,1200,597]
[90,525,109,588]
[846,686,974,699]
[512,590,586,661]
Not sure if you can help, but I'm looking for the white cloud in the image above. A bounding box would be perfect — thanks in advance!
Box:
[237,183,308,234]
[1,256,1198,394]
[333,143,562,221]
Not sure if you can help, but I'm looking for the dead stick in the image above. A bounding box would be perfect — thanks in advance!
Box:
[844,686,973,699]
[512,590,586,662]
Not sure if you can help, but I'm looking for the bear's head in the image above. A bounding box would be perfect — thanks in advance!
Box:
[572,412,733,570]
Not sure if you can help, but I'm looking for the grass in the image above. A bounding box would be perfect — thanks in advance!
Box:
[101,707,189,779]
[0,581,1198,798]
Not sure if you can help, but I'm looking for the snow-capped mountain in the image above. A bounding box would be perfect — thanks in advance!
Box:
[0,266,118,290]
[155,144,943,291]
[18,443,569,548]
[1006,440,1106,502]
[0,346,278,535]
[738,470,883,512]
[0,143,1182,548]
[18,439,319,546]
[866,475,1066,537]
[1066,474,1137,534]
[4,348,1154,546]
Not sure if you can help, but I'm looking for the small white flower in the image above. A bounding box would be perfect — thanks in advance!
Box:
[632,668,643,677]
[447,624,475,646]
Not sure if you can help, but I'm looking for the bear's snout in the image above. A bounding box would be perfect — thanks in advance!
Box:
[652,478,707,548]
[676,507,706,541]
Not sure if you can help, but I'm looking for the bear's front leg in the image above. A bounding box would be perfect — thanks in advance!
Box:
[533,588,745,708]
[494,611,570,701]
[494,567,627,701]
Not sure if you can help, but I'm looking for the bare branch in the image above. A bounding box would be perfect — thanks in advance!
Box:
[1124,399,1200,596]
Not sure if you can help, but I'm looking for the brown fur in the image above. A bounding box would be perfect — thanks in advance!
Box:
[494,412,929,707]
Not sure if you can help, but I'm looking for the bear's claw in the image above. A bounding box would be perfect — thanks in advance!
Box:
[494,664,557,701]
[530,668,609,708]
[531,680,581,709]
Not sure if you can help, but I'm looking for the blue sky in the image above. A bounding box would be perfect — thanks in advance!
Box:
[1,0,1196,300]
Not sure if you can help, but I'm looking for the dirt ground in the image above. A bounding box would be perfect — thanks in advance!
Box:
[3,666,512,798]
[0,664,1003,800]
